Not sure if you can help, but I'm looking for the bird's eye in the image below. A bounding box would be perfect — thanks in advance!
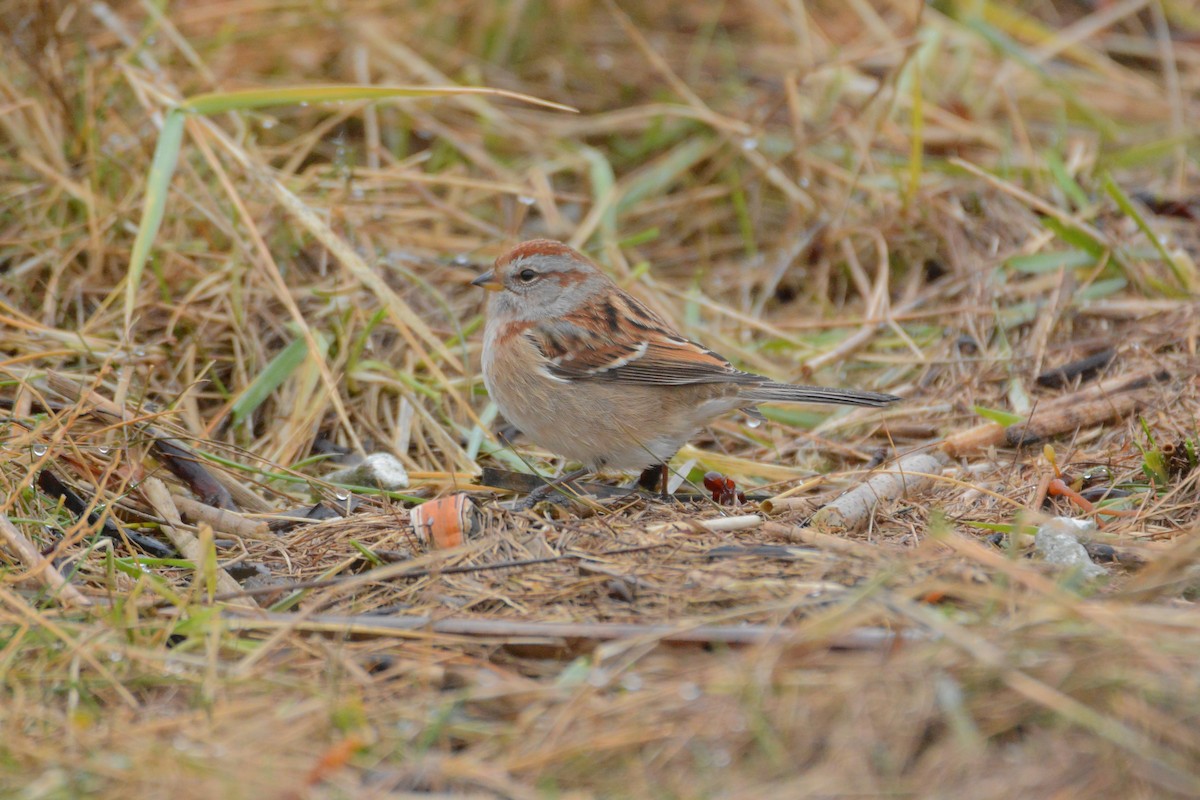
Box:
[518,268,538,282]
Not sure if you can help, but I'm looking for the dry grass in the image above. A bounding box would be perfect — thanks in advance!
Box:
[2,0,1200,797]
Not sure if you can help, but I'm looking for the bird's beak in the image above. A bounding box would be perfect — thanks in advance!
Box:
[471,270,503,292]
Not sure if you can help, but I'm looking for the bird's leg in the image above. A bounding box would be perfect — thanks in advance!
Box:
[518,467,589,508]
[636,464,671,502]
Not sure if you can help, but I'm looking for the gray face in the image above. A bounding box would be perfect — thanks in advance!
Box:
[490,253,607,322]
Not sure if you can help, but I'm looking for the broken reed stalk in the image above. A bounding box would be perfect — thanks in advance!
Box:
[807,451,948,534]
[141,478,256,604]
[943,366,1170,458]
[1006,391,1148,446]
[759,491,840,516]
[170,493,272,540]
[0,514,91,606]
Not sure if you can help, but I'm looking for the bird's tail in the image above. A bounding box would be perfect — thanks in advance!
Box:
[743,382,900,408]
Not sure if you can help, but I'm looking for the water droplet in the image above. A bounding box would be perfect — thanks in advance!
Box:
[517,194,536,206]
[299,101,309,108]
[595,52,614,71]
[741,137,758,151]
[677,682,702,701]
[107,650,124,663]
[334,489,351,501]
[799,177,810,188]
[453,254,470,266]
[32,444,47,456]
[746,416,763,428]
[586,667,610,688]
[261,118,277,130]
[97,445,110,455]
[134,347,146,358]
[620,673,643,692]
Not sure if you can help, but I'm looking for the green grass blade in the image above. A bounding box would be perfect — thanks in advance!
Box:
[1006,250,1095,274]
[973,405,1024,426]
[1045,150,1090,211]
[124,109,185,332]
[1102,173,1197,294]
[180,84,576,115]
[231,337,312,424]
[617,137,712,214]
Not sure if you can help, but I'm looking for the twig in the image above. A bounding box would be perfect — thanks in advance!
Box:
[37,470,174,557]
[1006,392,1149,447]
[222,609,929,651]
[171,493,272,540]
[943,366,1171,457]
[762,522,879,556]
[1036,348,1117,388]
[941,422,1005,459]
[647,514,763,534]
[0,514,91,607]
[808,451,948,533]
[201,544,671,603]
[140,478,254,604]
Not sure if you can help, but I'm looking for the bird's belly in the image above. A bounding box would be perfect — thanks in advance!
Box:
[486,369,718,470]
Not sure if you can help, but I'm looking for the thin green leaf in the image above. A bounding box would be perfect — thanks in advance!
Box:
[231,337,311,424]
[1102,173,1197,293]
[973,405,1024,426]
[1041,217,1108,259]
[580,146,617,240]
[124,109,185,331]
[1076,277,1127,301]
[180,84,576,115]
[1045,150,1090,211]
[1007,250,1095,274]
[349,540,384,567]
[617,137,713,214]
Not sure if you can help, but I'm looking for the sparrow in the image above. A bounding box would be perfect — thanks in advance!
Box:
[472,239,899,494]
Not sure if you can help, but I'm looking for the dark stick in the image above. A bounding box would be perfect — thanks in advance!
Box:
[36,470,175,557]
[1035,348,1117,389]
[199,543,671,603]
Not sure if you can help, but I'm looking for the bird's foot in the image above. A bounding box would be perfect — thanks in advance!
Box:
[513,468,589,510]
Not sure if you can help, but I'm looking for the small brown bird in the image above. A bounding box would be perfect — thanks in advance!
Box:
[473,240,899,492]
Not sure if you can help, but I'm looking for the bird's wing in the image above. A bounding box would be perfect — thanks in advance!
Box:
[526,294,761,387]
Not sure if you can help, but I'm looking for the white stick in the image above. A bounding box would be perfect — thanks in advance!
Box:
[810,451,948,533]
[0,515,90,607]
[141,478,255,604]
[649,514,763,535]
